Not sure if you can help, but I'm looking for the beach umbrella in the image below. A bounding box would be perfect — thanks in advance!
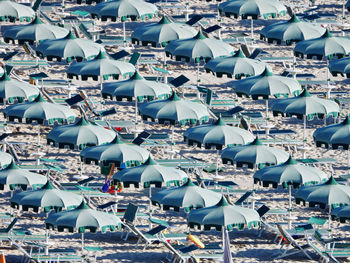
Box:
[0,152,13,168]
[102,71,172,122]
[254,156,327,227]
[102,71,172,102]
[165,31,234,85]
[47,117,116,150]
[3,93,76,125]
[131,16,197,47]
[219,0,287,37]
[347,0,350,12]
[67,51,135,90]
[3,16,69,45]
[165,31,234,63]
[80,135,150,169]
[221,137,290,169]
[0,70,39,103]
[204,49,267,79]
[260,15,326,45]
[89,0,158,41]
[139,92,210,126]
[295,176,350,228]
[314,116,350,150]
[232,67,301,122]
[0,161,47,191]
[0,0,35,22]
[187,196,260,246]
[329,56,350,78]
[35,31,104,63]
[184,117,254,175]
[271,89,339,154]
[184,117,254,149]
[113,156,188,189]
[45,201,122,249]
[294,30,350,60]
[313,116,350,174]
[331,205,350,223]
[10,181,83,213]
[3,93,76,145]
[151,180,222,212]
[114,156,188,210]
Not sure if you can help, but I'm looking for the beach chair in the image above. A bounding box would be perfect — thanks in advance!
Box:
[234,191,253,207]
[275,224,312,260]
[163,241,224,263]
[134,225,182,250]
[306,230,350,263]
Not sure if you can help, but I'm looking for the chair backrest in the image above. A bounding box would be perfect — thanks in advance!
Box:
[123,203,138,223]
[170,75,190,88]
[234,191,253,206]
[240,44,250,57]
[146,225,167,236]
[129,52,141,66]
[3,218,17,233]
[239,117,250,131]
[32,0,44,11]
[276,224,292,245]
[186,15,203,26]
[206,89,213,106]
[257,205,270,217]
[249,48,263,59]
[308,217,327,227]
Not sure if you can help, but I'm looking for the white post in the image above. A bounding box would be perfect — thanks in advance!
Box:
[348,149,350,176]
[265,100,269,125]
[135,99,138,124]
[100,76,103,91]
[222,227,225,250]
[216,150,219,176]
[45,229,49,255]
[81,233,84,251]
[288,184,292,229]
[303,115,306,158]
[37,125,41,148]
[328,205,331,230]
[250,18,254,38]
[123,22,126,43]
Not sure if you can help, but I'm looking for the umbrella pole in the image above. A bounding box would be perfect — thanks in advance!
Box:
[265,100,268,125]
[250,18,253,38]
[328,205,332,230]
[326,60,331,99]
[100,76,103,91]
[216,150,219,177]
[123,22,126,43]
[37,124,41,150]
[45,229,49,255]
[81,232,84,251]
[288,184,292,229]
[348,150,350,174]
[302,115,307,158]
[222,227,225,251]
[135,99,138,124]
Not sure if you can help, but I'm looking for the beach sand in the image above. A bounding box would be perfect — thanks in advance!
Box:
[1,0,350,262]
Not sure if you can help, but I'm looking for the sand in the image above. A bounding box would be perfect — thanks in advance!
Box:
[1,0,350,262]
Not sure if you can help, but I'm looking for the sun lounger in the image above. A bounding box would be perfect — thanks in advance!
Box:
[5,60,49,67]
[163,240,224,263]
[134,225,187,250]
[307,230,350,263]
[275,224,313,260]
[30,254,83,262]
